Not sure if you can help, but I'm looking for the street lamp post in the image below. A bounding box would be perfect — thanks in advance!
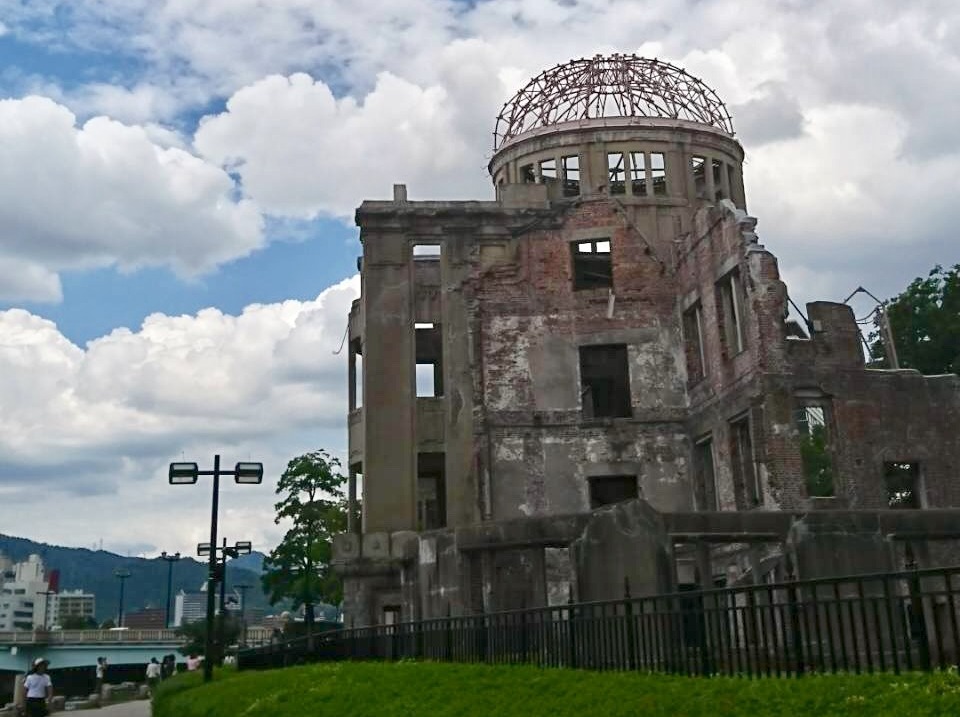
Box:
[160,551,181,629]
[170,455,262,683]
[114,569,131,627]
[235,584,252,647]
[198,538,252,663]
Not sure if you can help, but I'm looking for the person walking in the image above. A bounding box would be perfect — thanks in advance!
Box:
[22,658,53,717]
[95,657,105,694]
[145,658,161,696]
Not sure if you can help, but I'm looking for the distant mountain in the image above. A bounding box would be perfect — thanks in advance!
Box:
[229,551,266,575]
[0,534,274,623]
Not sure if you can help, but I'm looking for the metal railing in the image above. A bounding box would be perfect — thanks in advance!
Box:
[239,565,960,676]
[0,629,182,644]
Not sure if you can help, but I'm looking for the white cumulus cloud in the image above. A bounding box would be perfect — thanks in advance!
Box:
[0,96,264,301]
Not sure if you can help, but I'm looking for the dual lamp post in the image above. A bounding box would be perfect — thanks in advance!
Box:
[114,569,131,628]
[169,455,263,682]
[160,551,181,629]
[199,538,252,661]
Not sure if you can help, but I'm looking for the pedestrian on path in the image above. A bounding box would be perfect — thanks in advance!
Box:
[145,659,161,695]
[22,658,53,717]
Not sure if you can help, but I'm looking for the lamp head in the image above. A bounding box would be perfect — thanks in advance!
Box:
[234,462,263,484]
[169,462,199,485]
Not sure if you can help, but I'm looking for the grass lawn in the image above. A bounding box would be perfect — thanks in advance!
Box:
[153,662,960,717]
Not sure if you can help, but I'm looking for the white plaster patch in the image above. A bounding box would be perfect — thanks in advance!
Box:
[494,436,524,462]
[418,537,436,565]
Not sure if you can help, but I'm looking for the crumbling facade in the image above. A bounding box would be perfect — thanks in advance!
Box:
[333,55,960,627]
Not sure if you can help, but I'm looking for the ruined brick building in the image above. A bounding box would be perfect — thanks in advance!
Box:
[333,55,960,626]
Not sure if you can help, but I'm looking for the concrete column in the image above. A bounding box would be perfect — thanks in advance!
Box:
[361,234,417,532]
[442,233,478,527]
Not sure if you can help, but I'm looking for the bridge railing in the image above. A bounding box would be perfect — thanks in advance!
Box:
[0,629,181,644]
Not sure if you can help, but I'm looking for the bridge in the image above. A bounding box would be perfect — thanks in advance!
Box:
[0,630,184,672]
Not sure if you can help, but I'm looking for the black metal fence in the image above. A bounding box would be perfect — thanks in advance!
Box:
[238,565,960,677]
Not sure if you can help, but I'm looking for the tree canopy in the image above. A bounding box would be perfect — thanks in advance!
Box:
[870,264,960,375]
[261,450,347,627]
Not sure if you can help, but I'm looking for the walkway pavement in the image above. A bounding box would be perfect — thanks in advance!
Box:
[81,701,151,717]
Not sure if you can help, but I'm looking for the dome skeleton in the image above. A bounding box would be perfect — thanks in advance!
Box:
[494,54,735,149]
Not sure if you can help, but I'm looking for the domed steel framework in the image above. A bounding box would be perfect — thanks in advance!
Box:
[494,54,734,149]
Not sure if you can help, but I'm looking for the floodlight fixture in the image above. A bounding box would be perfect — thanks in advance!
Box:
[234,541,252,554]
[169,462,199,484]
[234,462,264,484]
[197,542,212,556]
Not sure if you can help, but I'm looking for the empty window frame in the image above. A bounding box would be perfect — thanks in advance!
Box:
[607,152,626,195]
[579,344,632,418]
[726,163,737,203]
[650,152,667,196]
[691,156,707,198]
[730,414,759,506]
[417,452,446,529]
[794,403,834,497]
[712,158,724,200]
[413,244,442,258]
[629,151,647,196]
[415,323,443,397]
[588,475,638,509]
[571,239,612,291]
[717,270,746,356]
[682,302,706,384]
[693,436,718,510]
[520,163,536,183]
[562,155,581,196]
[885,462,922,509]
[539,158,557,184]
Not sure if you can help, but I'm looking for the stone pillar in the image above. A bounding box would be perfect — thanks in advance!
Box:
[361,233,417,532]
[572,499,673,602]
[441,232,478,528]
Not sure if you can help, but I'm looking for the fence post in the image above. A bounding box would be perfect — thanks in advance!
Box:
[786,565,805,677]
[567,586,578,669]
[907,555,932,671]
[624,577,637,671]
[520,597,529,664]
[445,603,453,662]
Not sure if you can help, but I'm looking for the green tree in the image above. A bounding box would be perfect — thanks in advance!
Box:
[870,264,960,374]
[175,617,241,657]
[59,615,97,630]
[262,450,347,639]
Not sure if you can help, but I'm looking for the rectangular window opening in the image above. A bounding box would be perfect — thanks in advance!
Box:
[717,270,746,356]
[726,163,737,204]
[795,403,834,497]
[629,151,647,196]
[415,323,443,397]
[562,155,580,196]
[350,338,363,410]
[712,158,724,200]
[730,415,759,507]
[694,437,717,510]
[588,475,638,509]
[607,152,626,195]
[579,344,631,418]
[571,238,612,291]
[539,158,557,184]
[682,302,706,384]
[885,462,922,509]
[520,163,536,183]
[413,244,441,259]
[417,452,446,530]
[691,156,707,198]
[651,152,667,196]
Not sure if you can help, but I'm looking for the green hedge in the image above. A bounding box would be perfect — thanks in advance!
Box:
[153,662,960,717]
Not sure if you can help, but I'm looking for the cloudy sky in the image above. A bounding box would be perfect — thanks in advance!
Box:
[0,0,957,559]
